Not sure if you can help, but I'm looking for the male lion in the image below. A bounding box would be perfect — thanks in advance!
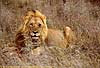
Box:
[15,10,48,51]
[15,10,76,52]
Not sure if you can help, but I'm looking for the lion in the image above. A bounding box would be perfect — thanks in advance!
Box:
[15,10,76,52]
[15,10,48,51]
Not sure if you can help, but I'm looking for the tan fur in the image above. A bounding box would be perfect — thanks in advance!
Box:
[45,27,76,48]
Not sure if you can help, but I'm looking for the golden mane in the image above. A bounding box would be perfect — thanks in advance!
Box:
[19,10,47,33]
[15,10,48,50]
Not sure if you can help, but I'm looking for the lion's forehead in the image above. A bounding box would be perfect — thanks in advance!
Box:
[29,17,43,23]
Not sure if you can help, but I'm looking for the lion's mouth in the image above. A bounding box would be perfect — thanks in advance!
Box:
[30,32,41,48]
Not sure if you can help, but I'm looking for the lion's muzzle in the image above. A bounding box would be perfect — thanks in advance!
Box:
[30,31,41,48]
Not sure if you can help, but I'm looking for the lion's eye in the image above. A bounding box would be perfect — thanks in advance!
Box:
[30,23,33,26]
[38,23,41,27]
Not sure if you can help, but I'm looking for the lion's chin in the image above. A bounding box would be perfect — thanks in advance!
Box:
[26,44,40,50]
[33,45,40,49]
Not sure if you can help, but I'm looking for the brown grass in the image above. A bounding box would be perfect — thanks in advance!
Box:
[0,0,100,68]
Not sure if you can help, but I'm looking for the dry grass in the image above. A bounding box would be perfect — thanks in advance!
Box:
[0,0,100,68]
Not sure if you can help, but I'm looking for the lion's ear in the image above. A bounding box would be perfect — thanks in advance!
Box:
[64,27,76,44]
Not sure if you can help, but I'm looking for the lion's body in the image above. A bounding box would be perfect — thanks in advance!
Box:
[45,27,76,48]
[46,29,67,48]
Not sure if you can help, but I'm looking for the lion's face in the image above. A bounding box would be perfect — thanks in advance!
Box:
[27,17,44,33]
[26,17,44,46]
[15,10,48,49]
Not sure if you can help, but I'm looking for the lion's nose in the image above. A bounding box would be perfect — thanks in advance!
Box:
[33,31,38,34]
[33,24,38,29]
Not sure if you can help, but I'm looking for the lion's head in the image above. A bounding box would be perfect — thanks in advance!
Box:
[15,10,48,50]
